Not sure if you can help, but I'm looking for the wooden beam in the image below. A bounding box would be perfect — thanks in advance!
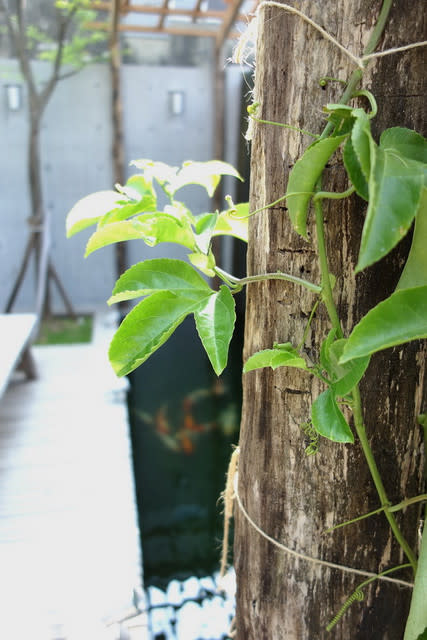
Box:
[89,2,245,21]
[86,21,240,39]
[157,0,169,30]
[192,0,204,23]
[215,0,245,52]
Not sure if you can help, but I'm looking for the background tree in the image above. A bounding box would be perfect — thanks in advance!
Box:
[0,0,105,317]
[234,1,426,638]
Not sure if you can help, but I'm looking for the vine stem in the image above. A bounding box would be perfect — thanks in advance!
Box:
[315,197,417,573]
[325,494,427,534]
[215,266,322,293]
[314,201,343,336]
[313,0,418,571]
[320,0,393,140]
[351,386,418,572]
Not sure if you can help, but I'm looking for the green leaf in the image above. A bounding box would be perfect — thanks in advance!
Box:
[98,177,157,227]
[343,137,369,200]
[130,159,178,197]
[403,517,427,640]
[243,343,308,373]
[188,251,216,277]
[193,212,218,254]
[213,203,249,242]
[141,213,195,249]
[85,219,146,256]
[97,201,140,227]
[320,329,337,372]
[323,103,355,120]
[66,190,119,237]
[115,174,157,206]
[351,110,372,180]
[108,258,212,304]
[380,127,427,164]
[328,340,370,396]
[397,188,427,290]
[341,286,427,363]
[194,286,236,375]
[85,213,195,256]
[169,160,243,197]
[311,388,354,443]
[109,291,206,376]
[286,135,347,238]
[356,145,424,271]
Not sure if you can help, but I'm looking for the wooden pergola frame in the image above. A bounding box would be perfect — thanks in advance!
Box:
[88,0,258,51]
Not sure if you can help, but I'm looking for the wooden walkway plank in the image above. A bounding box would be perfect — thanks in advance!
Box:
[0,312,144,640]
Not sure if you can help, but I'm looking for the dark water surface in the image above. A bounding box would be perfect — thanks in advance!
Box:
[128,315,243,589]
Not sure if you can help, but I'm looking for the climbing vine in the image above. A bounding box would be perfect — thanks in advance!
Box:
[66,4,427,637]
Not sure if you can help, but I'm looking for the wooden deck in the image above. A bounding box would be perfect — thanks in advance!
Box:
[0,313,145,640]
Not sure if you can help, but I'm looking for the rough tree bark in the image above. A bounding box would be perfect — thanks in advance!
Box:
[234,1,426,639]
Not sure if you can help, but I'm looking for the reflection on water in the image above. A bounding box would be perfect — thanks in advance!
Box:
[122,571,236,640]
[128,316,243,588]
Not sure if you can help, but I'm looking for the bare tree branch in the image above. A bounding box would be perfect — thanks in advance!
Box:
[39,5,78,108]
[0,0,37,97]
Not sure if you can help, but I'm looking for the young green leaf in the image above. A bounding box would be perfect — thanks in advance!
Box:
[320,329,337,372]
[351,110,372,181]
[108,258,212,305]
[130,159,178,198]
[213,203,249,243]
[85,213,195,256]
[243,343,308,373]
[380,127,427,165]
[396,189,427,290]
[286,134,348,238]
[85,219,151,256]
[193,212,218,254]
[141,213,195,249]
[188,251,216,277]
[343,137,369,201]
[168,160,243,197]
[66,190,119,237]
[327,339,370,396]
[340,286,427,363]
[356,147,424,271]
[403,517,427,640]
[98,200,149,227]
[194,285,236,376]
[311,388,354,443]
[109,291,207,377]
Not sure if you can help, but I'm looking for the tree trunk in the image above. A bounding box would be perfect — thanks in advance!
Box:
[110,0,127,288]
[28,95,50,316]
[234,2,426,639]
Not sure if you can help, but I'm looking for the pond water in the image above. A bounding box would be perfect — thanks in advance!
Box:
[127,315,243,637]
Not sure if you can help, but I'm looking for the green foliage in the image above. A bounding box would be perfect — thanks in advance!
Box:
[286,134,347,237]
[194,286,236,376]
[311,388,354,443]
[243,342,308,373]
[396,189,427,290]
[68,93,426,634]
[66,159,247,376]
[108,258,211,305]
[341,286,427,362]
[404,518,427,640]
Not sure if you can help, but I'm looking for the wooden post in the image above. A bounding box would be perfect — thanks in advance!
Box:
[234,1,426,638]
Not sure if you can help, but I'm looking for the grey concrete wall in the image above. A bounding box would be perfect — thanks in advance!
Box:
[0,58,243,312]
[0,59,114,313]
